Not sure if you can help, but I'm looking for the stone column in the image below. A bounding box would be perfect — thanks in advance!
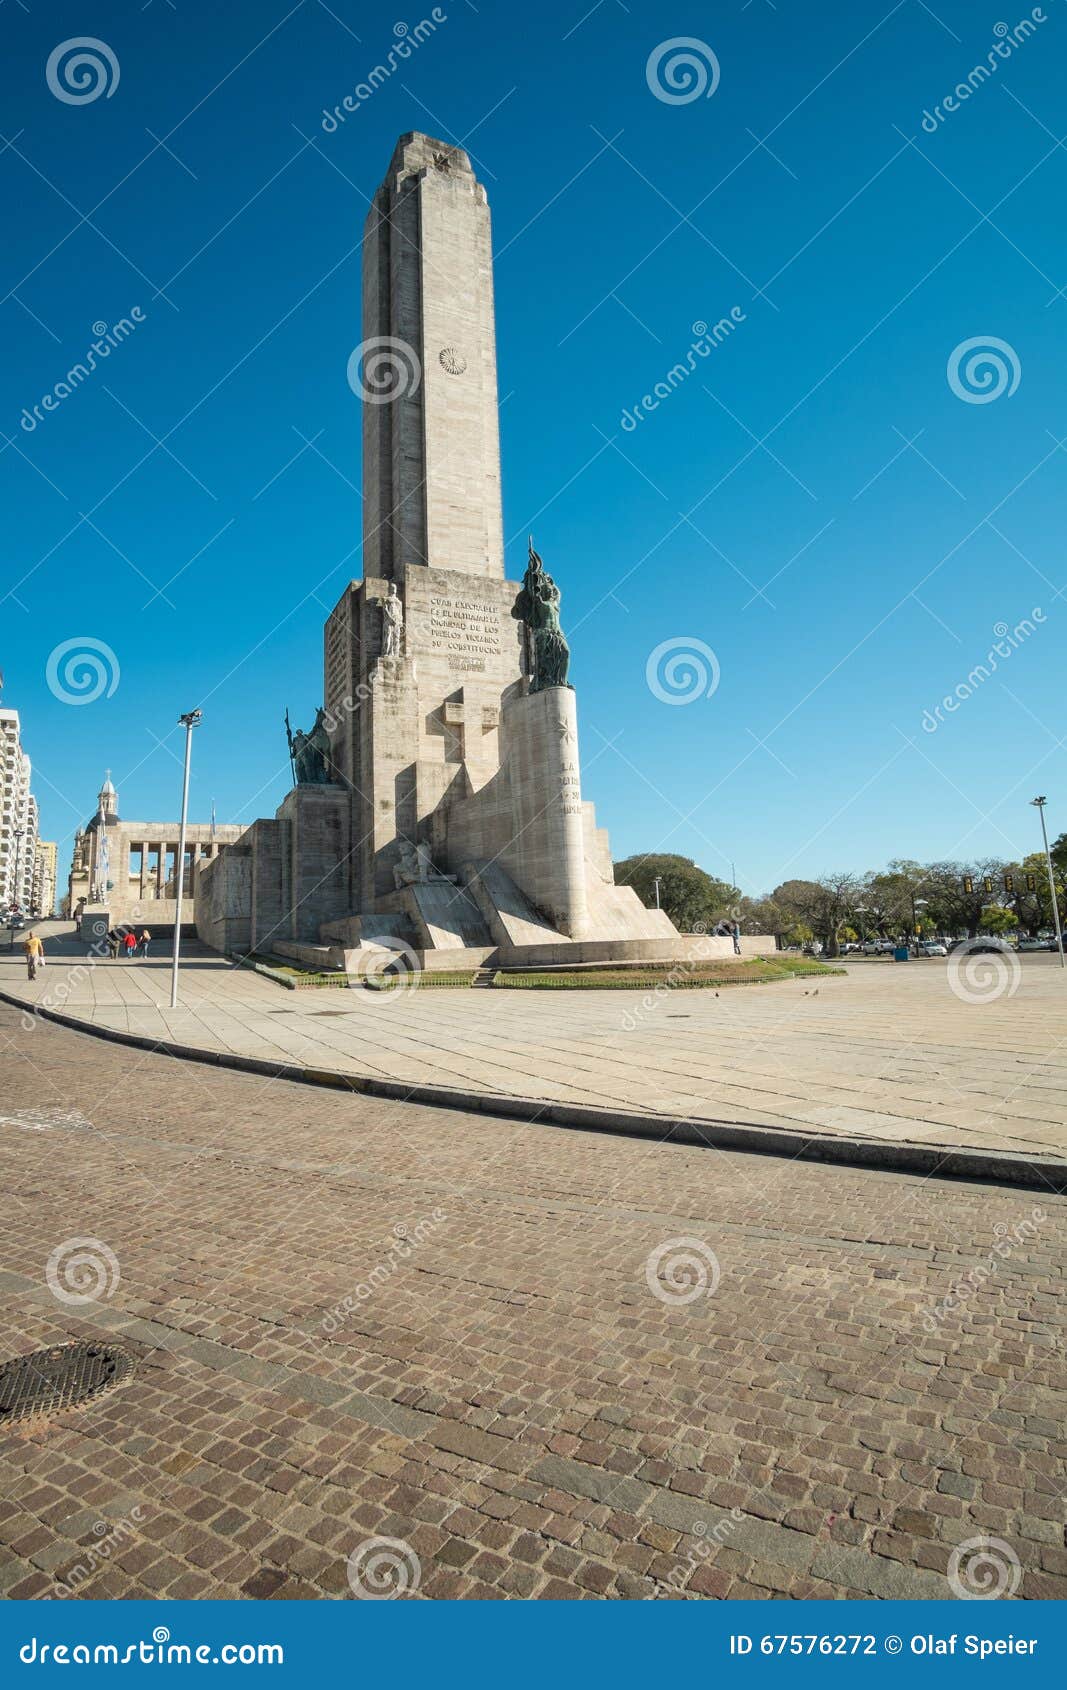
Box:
[503,686,590,939]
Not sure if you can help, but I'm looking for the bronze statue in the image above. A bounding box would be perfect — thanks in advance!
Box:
[512,536,571,691]
[286,706,334,785]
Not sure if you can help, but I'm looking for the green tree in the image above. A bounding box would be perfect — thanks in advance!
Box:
[772,874,864,958]
[980,904,1016,936]
[613,854,736,932]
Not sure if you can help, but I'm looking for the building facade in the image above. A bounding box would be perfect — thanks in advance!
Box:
[1,708,38,913]
[33,839,58,917]
[67,774,246,929]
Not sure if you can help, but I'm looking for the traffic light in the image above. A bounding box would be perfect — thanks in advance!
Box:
[983,877,994,894]
[1004,874,1015,894]
[963,875,974,895]
[1026,874,1037,893]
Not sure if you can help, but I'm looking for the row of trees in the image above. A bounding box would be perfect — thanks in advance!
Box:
[615,846,1067,958]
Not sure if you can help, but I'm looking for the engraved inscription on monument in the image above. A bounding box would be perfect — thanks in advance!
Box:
[428,594,503,672]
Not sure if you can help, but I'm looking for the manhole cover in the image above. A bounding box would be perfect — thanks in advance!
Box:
[0,1342,134,1425]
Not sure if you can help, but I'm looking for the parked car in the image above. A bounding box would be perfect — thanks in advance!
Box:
[1016,937,1046,952]
[917,940,947,957]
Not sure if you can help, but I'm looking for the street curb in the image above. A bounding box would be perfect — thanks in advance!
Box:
[3,987,1066,1192]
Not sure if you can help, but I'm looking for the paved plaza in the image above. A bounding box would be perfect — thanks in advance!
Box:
[0,1000,1064,1601]
[2,926,1066,1162]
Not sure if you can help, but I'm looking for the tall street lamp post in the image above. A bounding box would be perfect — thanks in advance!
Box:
[1031,797,1065,969]
[170,710,202,1009]
[911,895,928,950]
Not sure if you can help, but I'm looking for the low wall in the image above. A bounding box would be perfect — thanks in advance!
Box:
[195,851,252,955]
[493,934,775,968]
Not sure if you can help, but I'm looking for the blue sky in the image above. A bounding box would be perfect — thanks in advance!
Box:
[2,0,1065,897]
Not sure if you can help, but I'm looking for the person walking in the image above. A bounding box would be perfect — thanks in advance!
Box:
[123,929,137,960]
[23,930,43,981]
[139,928,151,958]
[731,920,742,956]
[107,928,121,960]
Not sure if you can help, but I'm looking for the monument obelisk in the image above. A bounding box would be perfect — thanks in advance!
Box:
[202,133,692,961]
[361,134,504,580]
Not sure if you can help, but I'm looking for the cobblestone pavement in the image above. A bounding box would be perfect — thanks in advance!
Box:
[2,926,1066,1158]
[0,1003,1064,1602]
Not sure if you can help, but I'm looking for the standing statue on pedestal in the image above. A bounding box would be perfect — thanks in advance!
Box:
[378,582,404,658]
[512,537,570,691]
[286,707,334,785]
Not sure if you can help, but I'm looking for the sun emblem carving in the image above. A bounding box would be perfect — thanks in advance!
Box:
[439,346,467,376]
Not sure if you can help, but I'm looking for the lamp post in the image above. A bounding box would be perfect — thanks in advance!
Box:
[1030,797,1064,968]
[652,876,662,910]
[170,710,202,1008]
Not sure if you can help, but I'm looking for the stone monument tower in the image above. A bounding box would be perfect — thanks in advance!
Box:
[361,134,504,581]
[198,134,705,966]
